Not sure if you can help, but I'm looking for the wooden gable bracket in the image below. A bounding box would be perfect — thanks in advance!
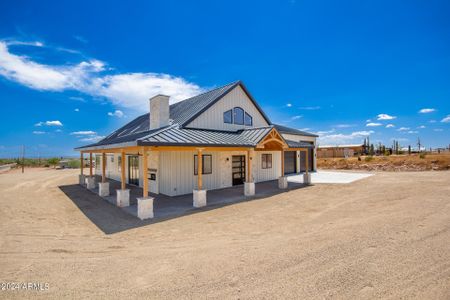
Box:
[256,128,289,150]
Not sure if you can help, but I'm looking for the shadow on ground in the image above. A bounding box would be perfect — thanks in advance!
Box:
[59,180,309,235]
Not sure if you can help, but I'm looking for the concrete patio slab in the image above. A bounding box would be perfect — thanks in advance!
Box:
[287,170,373,184]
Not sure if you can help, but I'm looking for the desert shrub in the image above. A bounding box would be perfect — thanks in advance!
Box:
[67,159,80,169]
[364,156,373,162]
[47,157,60,168]
[357,155,361,161]
[419,153,426,159]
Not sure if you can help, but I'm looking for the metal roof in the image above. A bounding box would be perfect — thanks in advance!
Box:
[273,124,318,137]
[285,140,315,149]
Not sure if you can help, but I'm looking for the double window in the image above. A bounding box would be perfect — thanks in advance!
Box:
[262,154,272,169]
[194,154,212,175]
[223,107,253,126]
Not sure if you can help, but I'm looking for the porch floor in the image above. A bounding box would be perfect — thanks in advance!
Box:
[89,175,307,220]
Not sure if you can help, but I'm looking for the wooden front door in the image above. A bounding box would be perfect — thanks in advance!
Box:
[232,155,246,186]
[128,155,139,185]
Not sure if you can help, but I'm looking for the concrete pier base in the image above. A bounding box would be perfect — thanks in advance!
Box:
[79,174,86,186]
[278,176,288,189]
[137,197,154,220]
[116,189,130,207]
[86,176,96,190]
[193,189,207,208]
[303,173,311,185]
[98,182,110,197]
[244,182,255,196]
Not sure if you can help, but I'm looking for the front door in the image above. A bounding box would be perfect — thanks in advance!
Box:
[232,155,246,186]
[128,155,139,185]
[284,151,297,174]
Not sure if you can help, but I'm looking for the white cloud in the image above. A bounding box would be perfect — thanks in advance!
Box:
[0,41,204,112]
[74,108,79,112]
[377,114,396,120]
[397,127,410,131]
[407,130,418,134]
[32,131,45,135]
[417,125,426,129]
[419,108,435,114]
[299,128,310,131]
[108,110,124,118]
[79,135,105,142]
[35,120,63,127]
[366,122,382,127]
[318,130,374,145]
[366,119,371,122]
[429,120,437,123]
[433,128,443,132]
[441,115,450,123]
[335,124,354,128]
[291,115,302,120]
[286,103,292,107]
[316,129,336,135]
[71,131,97,135]
[69,96,86,102]
[386,124,395,128]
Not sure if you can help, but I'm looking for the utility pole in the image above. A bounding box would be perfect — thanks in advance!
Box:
[21,145,25,173]
[417,137,421,153]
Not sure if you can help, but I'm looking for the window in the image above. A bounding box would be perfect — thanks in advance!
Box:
[233,107,244,125]
[262,154,272,169]
[244,112,253,126]
[118,155,122,172]
[223,109,232,124]
[194,155,212,175]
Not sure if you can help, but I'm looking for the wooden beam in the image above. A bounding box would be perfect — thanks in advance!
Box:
[142,147,148,197]
[89,153,93,177]
[102,152,106,183]
[281,149,285,176]
[121,150,126,190]
[305,149,309,175]
[80,152,84,175]
[197,148,203,190]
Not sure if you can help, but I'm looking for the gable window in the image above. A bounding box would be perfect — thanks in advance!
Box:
[233,107,244,125]
[262,154,272,169]
[223,109,232,124]
[244,112,253,126]
[194,155,212,175]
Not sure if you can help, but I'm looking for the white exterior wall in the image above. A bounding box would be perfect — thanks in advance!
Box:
[186,86,269,131]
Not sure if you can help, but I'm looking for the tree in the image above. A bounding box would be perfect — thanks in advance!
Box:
[408,145,411,155]
[417,137,421,152]
[47,157,60,168]
[369,144,375,156]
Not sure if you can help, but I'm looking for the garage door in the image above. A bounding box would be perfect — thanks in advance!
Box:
[300,150,314,172]
[284,151,297,174]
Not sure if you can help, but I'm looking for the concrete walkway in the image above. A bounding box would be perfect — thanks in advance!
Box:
[88,176,307,221]
[287,170,373,184]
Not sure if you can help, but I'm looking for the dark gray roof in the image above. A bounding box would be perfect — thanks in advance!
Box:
[273,124,318,137]
[285,140,315,149]
[138,126,273,147]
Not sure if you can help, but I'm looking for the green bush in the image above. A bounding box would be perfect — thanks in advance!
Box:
[364,156,373,162]
[67,159,80,169]
[419,153,426,159]
[47,157,60,168]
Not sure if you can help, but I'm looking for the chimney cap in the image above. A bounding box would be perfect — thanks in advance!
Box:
[149,94,170,101]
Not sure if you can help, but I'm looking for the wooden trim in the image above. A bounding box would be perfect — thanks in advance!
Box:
[80,152,84,175]
[256,128,289,150]
[142,147,149,197]
[247,149,254,182]
[121,150,126,190]
[101,153,106,183]
[305,149,309,175]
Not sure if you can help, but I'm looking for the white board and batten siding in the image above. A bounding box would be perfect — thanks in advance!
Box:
[186,85,269,131]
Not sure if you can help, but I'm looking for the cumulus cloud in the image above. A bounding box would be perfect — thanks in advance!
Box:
[74,108,79,112]
[377,114,396,120]
[366,122,382,127]
[441,115,450,123]
[0,41,204,112]
[318,130,374,145]
[286,103,292,107]
[419,108,435,114]
[291,115,302,120]
[35,120,63,126]
[417,125,426,129]
[70,131,97,135]
[397,127,410,131]
[32,131,46,135]
[386,124,395,128]
[407,130,418,134]
[107,110,124,118]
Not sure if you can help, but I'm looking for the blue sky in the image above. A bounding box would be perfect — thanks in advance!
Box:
[0,0,449,157]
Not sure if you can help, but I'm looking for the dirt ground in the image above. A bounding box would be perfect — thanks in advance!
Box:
[0,168,449,299]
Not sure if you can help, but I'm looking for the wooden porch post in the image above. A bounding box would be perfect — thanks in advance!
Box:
[102,152,106,183]
[80,152,84,175]
[89,152,93,177]
[247,149,253,182]
[142,147,149,197]
[305,149,309,175]
[281,149,285,176]
[121,150,126,190]
[197,148,203,190]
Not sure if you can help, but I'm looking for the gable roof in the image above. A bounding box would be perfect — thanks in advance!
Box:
[273,124,319,137]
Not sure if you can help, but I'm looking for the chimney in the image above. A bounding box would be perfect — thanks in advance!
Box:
[149,94,170,130]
